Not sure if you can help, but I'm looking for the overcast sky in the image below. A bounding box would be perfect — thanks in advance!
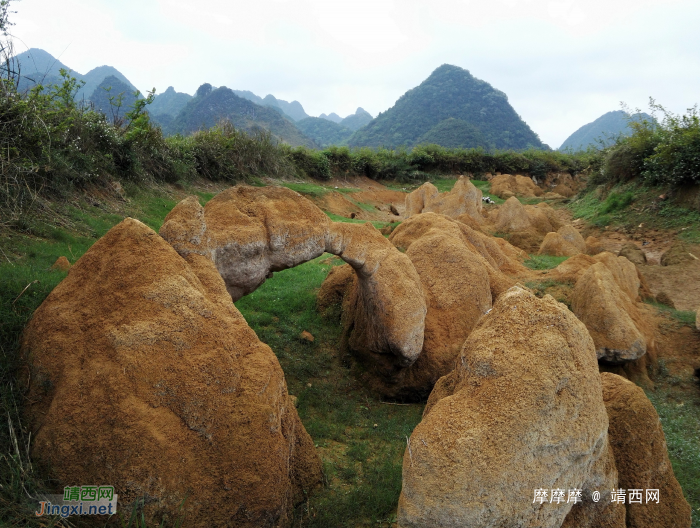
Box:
[10,0,700,148]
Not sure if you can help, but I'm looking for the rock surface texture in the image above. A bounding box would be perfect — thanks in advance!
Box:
[397,287,619,528]
[571,255,651,363]
[161,185,427,371]
[22,218,322,527]
[618,242,647,265]
[601,373,691,528]
[490,173,544,199]
[404,176,483,222]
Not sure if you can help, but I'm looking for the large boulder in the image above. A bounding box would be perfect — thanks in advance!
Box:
[490,173,544,198]
[539,232,583,257]
[601,373,691,528]
[571,262,647,363]
[397,287,620,528]
[405,182,439,218]
[22,218,322,527]
[161,186,427,371]
[558,225,586,253]
[660,241,695,266]
[495,196,533,232]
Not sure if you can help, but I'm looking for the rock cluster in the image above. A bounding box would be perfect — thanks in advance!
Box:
[320,213,526,399]
[404,176,483,222]
[22,218,322,527]
[398,287,622,528]
[396,289,690,528]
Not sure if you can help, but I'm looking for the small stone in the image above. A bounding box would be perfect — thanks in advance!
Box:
[289,395,298,407]
[51,256,71,271]
[300,330,314,342]
[373,423,378,428]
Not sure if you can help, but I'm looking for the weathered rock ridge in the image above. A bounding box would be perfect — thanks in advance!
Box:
[161,185,427,370]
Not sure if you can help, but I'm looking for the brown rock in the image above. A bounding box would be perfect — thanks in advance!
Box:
[539,232,583,257]
[316,264,354,311]
[490,173,544,199]
[398,287,617,528]
[660,242,695,266]
[558,225,587,253]
[655,291,675,309]
[619,242,647,265]
[552,183,575,197]
[696,307,699,331]
[585,235,605,255]
[161,186,427,369]
[50,256,71,271]
[601,373,691,528]
[571,262,647,363]
[495,196,533,232]
[22,218,322,527]
[422,176,483,221]
[404,182,439,218]
[299,330,314,342]
[404,177,484,222]
[328,213,524,399]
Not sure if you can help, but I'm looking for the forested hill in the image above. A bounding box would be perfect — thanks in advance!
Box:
[348,64,546,150]
[166,83,318,148]
[559,110,652,152]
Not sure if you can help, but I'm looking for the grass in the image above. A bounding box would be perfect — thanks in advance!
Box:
[282,182,360,197]
[523,254,570,270]
[645,388,700,527]
[235,257,424,527]
[644,300,698,326]
[570,183,700,241]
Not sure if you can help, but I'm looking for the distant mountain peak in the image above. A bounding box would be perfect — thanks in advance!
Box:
[559,110,652,152]
[348,63,542,150]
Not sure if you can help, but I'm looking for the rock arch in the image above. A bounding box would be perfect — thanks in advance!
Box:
[160,185,427,368]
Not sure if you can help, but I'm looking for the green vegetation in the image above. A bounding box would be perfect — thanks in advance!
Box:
[559,110,651,152]
[164,84,318,147]
[523,254,570,270]
[295,117,353,147]
[645,389,700,527]
[235,258,424,526]
[348,64,547,150]
[588,100,700,187]
[645,300,697,326]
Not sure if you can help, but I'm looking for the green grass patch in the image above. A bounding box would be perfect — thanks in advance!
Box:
[430,177,458,193]
[324,212,391,230]
[645,389,700,527]
[282,182,359,197]
[523,254,570,270]
[235,257,424,527]
[471,179,505,204]
[644,300,697,326]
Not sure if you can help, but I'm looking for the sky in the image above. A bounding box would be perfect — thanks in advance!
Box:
[10,0,700,148]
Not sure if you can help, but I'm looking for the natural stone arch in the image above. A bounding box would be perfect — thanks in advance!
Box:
[160,185,427,368]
